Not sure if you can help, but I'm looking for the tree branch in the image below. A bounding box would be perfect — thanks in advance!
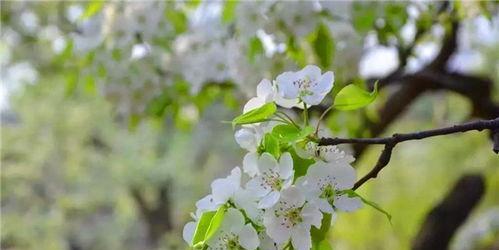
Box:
[412,174,485,250]
[319,118,499,189]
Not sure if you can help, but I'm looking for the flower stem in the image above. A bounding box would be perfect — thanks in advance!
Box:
[314,105,334,136]
[303,103,309,126]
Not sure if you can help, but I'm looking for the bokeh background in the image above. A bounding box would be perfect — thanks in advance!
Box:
[1,1,498,249]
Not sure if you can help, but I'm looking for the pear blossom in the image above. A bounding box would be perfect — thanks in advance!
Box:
[244,79,275,113]
[298,161,362,213]
[183,208,260,250]
[246,153,294,208]
[235,122,274,152]
[263,186,322,250]
[276,65,334,106]
[195,167,241,214]
[232,188,264,225]
[206,208,260,250]
[300,142,355,166]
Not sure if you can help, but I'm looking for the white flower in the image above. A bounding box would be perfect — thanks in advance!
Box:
[195,167,241,214]
[235,122,272,152]
[300,142,355,166]
[207,208,260,250]
[183,208,260,249]
[242,78,301,111]
[258,232,284,250]
[276,65,334,106]
[246,153,294,208]
[183,221,197,245]
[232,188,264,225]
[263,186,322,250]
[243,79,275,113]
[131,42,151,60]
[298,161,362,213]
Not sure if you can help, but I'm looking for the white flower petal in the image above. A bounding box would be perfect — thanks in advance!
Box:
[280,186,305,207]
[278,152,294,179]
[276,71,300,99]
[195,194,219,212]
[243,152,260,177]
[246,178,269,197]
[300,65,322,80]
[301,203,323,228]
[233,189,262,224]
[239,224,260,250]
[334,195,362,212]
[312,71,334,94]
[301,91,326,106]
[222,208,246,232]
[211,167,241,202]
[291,224,312,250]
[235,128,257,151]
[264,211,292,244]
[258,190,281,209]
[330,164,356,190]
[258,152,278,173]
[256,79,274,99]
[244,96,266,113]
[274,94,301,109]
[316,198,334,213]
[182,221,196,245]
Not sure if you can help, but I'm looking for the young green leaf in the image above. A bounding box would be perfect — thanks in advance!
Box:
[80,0,105,20]
[312,239,333,250]
[343,189,392,223]
[263,134,280,159]
[222,0,238,23]
[247,36,264,63]
[232,102,277,126]
[312,23,335,69]
[333,81,378,111]
[272,125,314,143]
[311,213,332,242]
[191,211,217,246]
[289,147,315,181]
[204,206,227,242]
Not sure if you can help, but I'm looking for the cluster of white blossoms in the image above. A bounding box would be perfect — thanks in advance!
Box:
[183,65,364,250]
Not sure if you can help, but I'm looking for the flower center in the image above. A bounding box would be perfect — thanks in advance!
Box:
[293,77,316,97]
[219,232,244,250]
[319,184,336,204]
[274,202,304,228]
[261,169,283,191]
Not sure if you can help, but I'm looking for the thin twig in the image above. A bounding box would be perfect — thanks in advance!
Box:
[318,118,499,190]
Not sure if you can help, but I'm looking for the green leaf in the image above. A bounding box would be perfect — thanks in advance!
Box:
[263,134,280,159]
[165,8,188,34]
[343,190,392,223]
[311,213,332,242]
[232,102,277,127]
[352,3,377,34]
[80,1,105,20]
[333,81,378,111]
[204,206,227,242]
[287,36,307,67]
[247,36,264,63]
[289,147,315,181]
[222,0,238,23]
[192,211,216,245]
[272,125,314,143]
[312,23,335,69]
[313,239,333,250]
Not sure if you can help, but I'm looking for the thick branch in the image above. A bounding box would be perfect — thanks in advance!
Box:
[412,174,485,250]
[319,118,499,189]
